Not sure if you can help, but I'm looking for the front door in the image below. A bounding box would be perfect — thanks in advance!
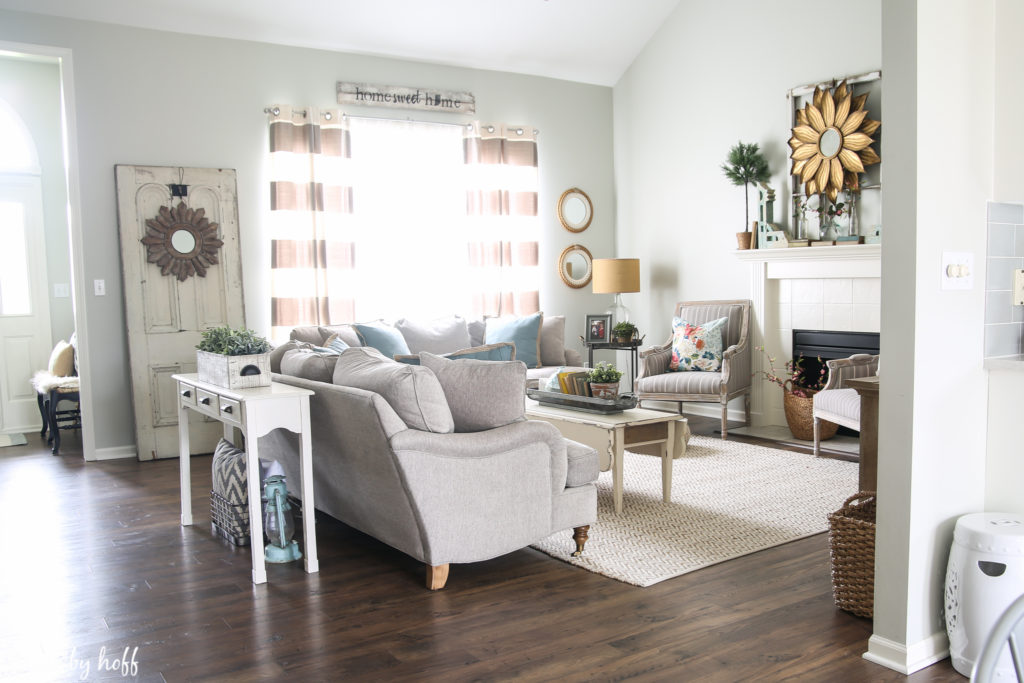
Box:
[0,173,53,435]
[116,165,245,460]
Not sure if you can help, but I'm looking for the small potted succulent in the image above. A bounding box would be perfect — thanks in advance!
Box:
[612,321,638,344]
[196,325,272,389]
[587,361,623,400]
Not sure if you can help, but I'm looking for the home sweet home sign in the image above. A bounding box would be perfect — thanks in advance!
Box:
[337,81,475,114]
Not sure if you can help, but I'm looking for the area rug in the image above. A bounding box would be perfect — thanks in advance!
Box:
[0,433,26,448]
[531,435,858,587]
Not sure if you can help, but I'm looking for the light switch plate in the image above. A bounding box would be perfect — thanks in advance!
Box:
[53,283,70,298]
[941,251,974,290]
[93,279,106,296]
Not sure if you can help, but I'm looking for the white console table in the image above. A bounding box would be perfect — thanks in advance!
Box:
[173,373,318,584]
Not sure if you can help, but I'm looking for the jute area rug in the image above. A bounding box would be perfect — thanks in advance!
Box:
[531,435,858,587]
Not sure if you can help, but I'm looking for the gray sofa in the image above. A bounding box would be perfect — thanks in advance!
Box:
[260,346,599,589]
[287,314,584,389]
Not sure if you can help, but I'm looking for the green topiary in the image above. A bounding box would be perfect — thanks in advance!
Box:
[612,321,637,340]
[196,325,271,356]
[587,361,623,384]
[721,141,771,232]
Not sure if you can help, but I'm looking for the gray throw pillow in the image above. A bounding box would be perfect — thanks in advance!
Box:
[318,324,362,348]
[420,351,526,432]
[539,314,567,366]
[269,340,300,373]
[333,346,454,433]
[280,348,339,383]
[467,318,486,347]
[395,316,472,354]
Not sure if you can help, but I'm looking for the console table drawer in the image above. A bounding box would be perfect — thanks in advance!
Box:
[177,381,197,407]
[218,396,242,425]
[195,388,219,417]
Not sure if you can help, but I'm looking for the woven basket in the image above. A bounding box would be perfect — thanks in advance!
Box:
[782,384,838,441]
[210,489,250,546]
[828,491,876,618]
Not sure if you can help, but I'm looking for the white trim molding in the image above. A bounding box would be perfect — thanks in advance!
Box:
[89,445,137,461]
[863,632,949,675]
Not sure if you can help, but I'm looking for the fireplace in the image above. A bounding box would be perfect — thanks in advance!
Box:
[792,328,880,391]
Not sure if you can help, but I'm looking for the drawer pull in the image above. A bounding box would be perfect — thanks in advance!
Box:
[200,397,211,406]
[180,389,191,398]
[222,406,233,414]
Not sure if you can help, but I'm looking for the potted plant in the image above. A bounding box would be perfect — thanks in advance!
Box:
[721,141,771,249]
[754,346,835,441]
[196,325,273,389]
[587,361,623,400]
[612,321,638,344]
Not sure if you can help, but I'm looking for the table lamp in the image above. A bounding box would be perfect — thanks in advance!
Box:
[592,258,640,324]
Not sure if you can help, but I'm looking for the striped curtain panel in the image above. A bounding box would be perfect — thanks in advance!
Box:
[267,105,355,341]
[463,123,540,317]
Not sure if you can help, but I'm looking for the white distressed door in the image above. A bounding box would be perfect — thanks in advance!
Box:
[0,173,53,435]
[116,166,245,460]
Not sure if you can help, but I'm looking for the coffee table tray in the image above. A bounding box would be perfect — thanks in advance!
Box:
[526,389,638,414]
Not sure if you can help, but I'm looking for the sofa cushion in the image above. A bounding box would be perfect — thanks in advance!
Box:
[484,312,543,368]
[319,324,362,348]
[539,314,567,366]
[669,316,727,372]
[395,342,516,365]
[280,348,339,383]
[420,352,526,432]
[289,325,326,345]
[353,321,411,357]
[269,340,300,373]
[395,316,472,354]
[333,346,454,433]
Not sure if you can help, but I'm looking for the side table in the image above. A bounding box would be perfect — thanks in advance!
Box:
[582,339,641,391]
[846,376,879,492]
[173,373,318,585]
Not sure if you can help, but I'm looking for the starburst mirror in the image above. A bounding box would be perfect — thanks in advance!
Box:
[789,79,881,202]
[141,201,224,281]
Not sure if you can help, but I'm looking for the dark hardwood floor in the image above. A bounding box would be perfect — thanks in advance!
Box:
[0,420,960,682]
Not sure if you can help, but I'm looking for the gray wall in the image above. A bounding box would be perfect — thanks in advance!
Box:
[0,56,74,344]
[0,9,616,454]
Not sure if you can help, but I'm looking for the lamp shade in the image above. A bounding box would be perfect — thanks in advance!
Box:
[592,258,640,294]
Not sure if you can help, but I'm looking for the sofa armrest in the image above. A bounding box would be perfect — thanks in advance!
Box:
[638,341,672,379]
[390,418,569,495]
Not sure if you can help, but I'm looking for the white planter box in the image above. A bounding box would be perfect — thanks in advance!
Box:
[196,350,271,389]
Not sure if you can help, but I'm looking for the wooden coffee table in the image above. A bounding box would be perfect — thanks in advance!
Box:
[525,400,689,513]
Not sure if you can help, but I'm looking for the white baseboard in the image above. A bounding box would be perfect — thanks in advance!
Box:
[863,632,949,675]
[88,444,137,461]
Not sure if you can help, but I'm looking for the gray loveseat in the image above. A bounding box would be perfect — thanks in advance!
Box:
[260,346,599,589]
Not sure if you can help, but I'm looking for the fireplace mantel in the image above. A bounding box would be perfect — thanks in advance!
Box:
[734,244,880,279]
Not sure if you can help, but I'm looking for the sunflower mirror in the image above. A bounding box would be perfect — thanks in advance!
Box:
[789,78,881,203]
[141,201,224,281]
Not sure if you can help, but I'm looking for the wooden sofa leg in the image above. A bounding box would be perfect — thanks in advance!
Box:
[426,564,449,590]
[571,525,590,557]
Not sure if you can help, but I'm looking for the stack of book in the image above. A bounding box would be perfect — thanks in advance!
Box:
[555,370,591,397]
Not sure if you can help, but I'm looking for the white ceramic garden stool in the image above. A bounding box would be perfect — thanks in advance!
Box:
[944,512,1024,678]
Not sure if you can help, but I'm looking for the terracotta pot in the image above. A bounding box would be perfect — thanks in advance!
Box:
[782,388,838,441]
[590,382,619,400]
[736,231,753,249]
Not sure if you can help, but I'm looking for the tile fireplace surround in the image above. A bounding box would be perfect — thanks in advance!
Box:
[735,245,881,428]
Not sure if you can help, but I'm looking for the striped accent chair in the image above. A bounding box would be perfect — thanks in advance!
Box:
[812,354,880,456]
[636,300,751,439]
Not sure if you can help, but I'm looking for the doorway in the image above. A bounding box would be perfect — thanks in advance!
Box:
[0,43,91,458]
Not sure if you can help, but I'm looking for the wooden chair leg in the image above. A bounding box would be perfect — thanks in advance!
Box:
[720,400,728,440]
[426,563,449,590]
[36,394,49,438]
[571,525,590,557]
[813,417,820,456]
[48,390,62,455]
[744,392,751,426]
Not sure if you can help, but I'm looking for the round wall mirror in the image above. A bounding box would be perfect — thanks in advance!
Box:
[170,228,198,255]
[558,244,593,288]
[557,187,593,233]
[819,128,842,158]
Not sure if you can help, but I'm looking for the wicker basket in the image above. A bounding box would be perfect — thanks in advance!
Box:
[828,491,876,618]
[782,384,838,441]
[210,489,250,546]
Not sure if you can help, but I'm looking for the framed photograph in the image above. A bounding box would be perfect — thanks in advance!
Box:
[585,314,611,344]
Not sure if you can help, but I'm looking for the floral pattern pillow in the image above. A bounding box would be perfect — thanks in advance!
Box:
[669,316,728,372]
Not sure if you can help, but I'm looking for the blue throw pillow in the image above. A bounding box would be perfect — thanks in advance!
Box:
[325,336,349,353]
[395,342,516,365]
[484,313,543,368]
[353,322,410,357]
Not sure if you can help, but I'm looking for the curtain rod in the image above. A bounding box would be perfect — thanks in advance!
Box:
[264,106,538,135]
